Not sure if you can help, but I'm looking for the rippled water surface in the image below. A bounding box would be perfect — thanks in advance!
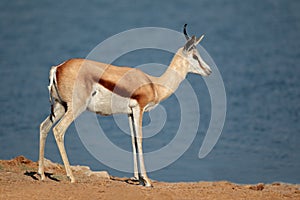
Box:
[0,0,299,183]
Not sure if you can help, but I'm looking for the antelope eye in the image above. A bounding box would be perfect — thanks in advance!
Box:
[193,55,199,60]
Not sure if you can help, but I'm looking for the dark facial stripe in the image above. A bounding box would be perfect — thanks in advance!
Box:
[193,54,206,71]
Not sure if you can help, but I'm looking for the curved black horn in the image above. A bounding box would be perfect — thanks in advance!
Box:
[183,24,190,40]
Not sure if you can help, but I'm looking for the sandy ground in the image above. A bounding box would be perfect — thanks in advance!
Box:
[0,156,299,200]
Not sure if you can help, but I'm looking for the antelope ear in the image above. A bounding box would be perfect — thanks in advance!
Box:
[183,35,196,52]
[195,35,205,46]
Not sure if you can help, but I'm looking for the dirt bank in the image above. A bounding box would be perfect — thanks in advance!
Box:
[0,156,299,200]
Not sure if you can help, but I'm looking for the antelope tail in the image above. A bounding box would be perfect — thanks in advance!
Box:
[48,66,57,121]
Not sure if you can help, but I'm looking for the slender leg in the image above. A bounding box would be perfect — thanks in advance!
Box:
[132,107,152,187]
[52,109,76,183]
[128,114,139,180]
[38,102,65,180]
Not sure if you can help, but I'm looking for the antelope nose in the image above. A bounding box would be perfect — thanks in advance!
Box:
[206,68,212,75]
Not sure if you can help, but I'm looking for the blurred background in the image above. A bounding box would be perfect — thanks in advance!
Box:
[0,0,299,184]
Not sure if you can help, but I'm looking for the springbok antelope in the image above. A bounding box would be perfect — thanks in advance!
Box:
[38,24,212,187]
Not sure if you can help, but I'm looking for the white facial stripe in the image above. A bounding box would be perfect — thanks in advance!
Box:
[187,50,211,76]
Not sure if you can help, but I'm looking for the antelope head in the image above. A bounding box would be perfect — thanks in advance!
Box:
[182,24,212,76]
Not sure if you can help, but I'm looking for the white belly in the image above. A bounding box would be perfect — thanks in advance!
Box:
[87,84,138,115]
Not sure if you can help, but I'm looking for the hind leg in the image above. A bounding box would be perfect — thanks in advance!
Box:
[52,108,78,182]
[38,102,65,180]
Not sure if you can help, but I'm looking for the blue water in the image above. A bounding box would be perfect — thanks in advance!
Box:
[1,0,300,184]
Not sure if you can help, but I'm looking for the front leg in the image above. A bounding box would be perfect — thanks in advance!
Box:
[132,107,152,187]
[128,114,139,180]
